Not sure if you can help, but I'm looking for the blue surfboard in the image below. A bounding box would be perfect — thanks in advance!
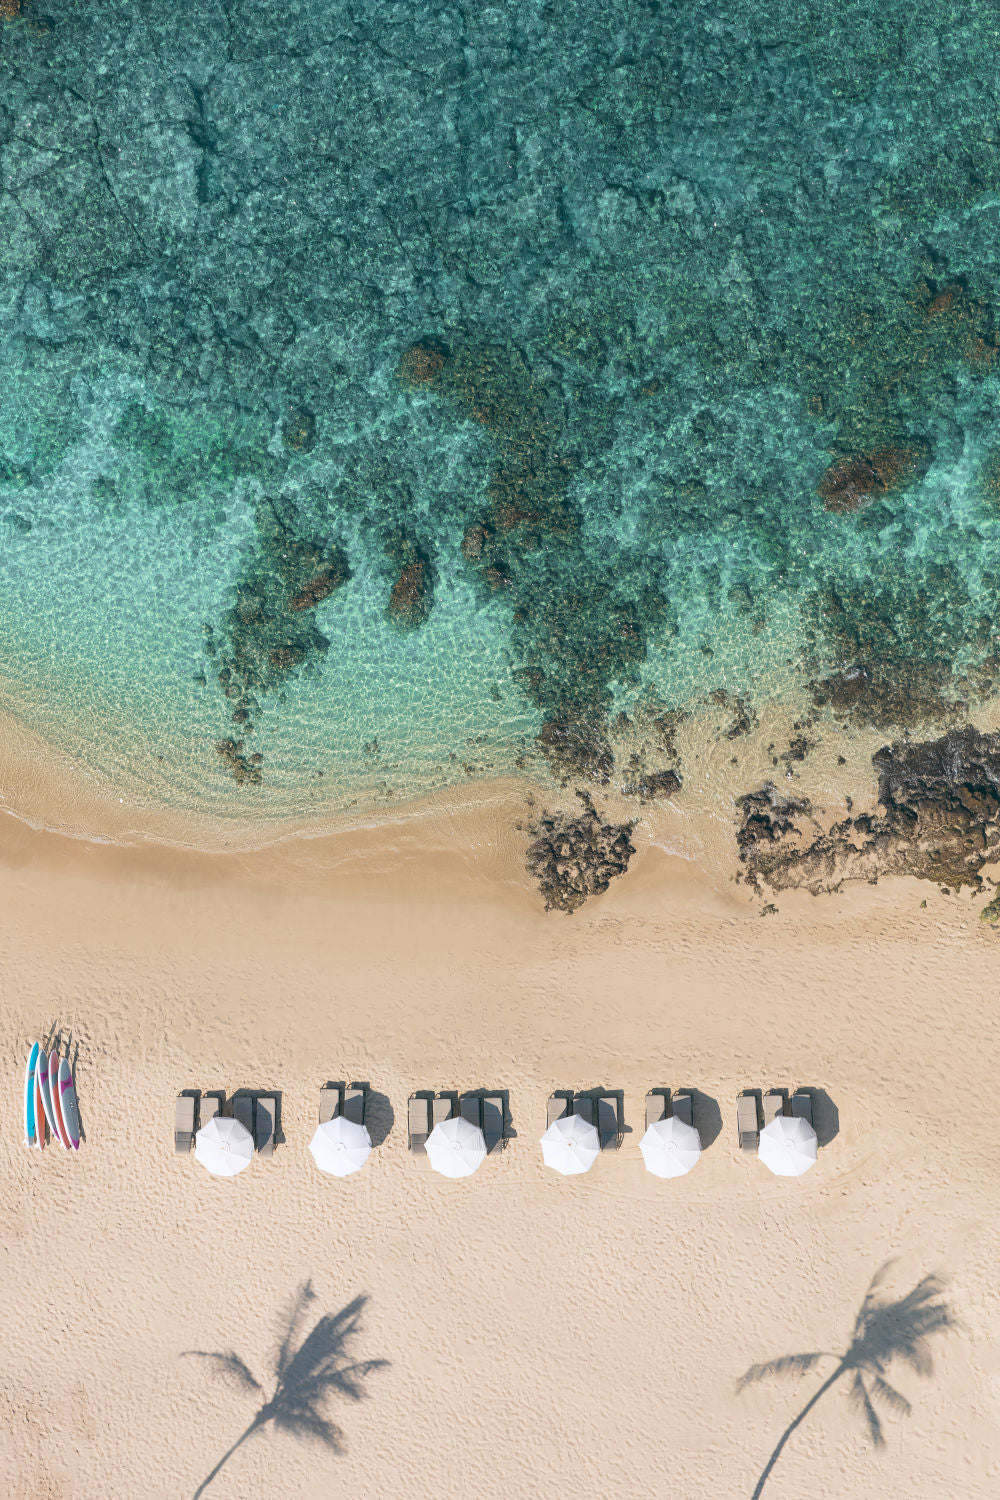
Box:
[24,1042,38,1146]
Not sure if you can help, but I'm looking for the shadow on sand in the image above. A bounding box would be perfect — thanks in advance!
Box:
[737,1260,953,1498]
[184,1284,387,1498]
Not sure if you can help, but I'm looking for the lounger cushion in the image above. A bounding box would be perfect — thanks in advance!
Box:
[343,1087,365,1125]
[318,1085,340,1124]
[645,1092,667,1129]
[408,1095,430,1152]
[547,1094,569,1127]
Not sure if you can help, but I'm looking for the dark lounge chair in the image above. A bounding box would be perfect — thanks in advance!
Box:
[737,1092,759,1152]
[255,1096,276,1157]
[408,1094,431,1154]
[174,1094,195,1154]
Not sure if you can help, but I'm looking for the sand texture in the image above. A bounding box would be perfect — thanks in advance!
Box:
[0,800,998,1499]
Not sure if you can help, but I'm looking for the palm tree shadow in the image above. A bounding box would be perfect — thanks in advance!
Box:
[183,1285,387,1498]
[737,1261,954,1499]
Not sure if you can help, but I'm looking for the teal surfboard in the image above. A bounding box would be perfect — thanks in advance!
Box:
[24,1042,38,1146]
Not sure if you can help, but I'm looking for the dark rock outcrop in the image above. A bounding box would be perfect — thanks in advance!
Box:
[525,791,636,913]
[737,726,1000,895]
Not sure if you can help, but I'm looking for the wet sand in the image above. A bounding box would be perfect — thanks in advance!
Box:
[0,789,998,1498]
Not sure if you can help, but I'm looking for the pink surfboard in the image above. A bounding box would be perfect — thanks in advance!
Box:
[49,1049,67,1149]
[58,1059,81,1151]
[34,1065,45,1148]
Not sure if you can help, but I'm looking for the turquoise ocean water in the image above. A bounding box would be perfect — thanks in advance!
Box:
[4,3,1000,838]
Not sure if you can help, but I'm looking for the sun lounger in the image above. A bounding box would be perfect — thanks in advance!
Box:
[432,1095,453,1128]
[791,1091,813,1126]
[255,1096,276,1157]
[597,1094,619,1148]
[547,1093,570,1128]
[672,1091,693,1127]
[232,1094,254,1138]
[343,1086,365,1126]
[482,1094,504,1153]
[460,1095,481,1129]
[319,1084,341,1123]
[645,1091,667,1129]
[737,1093,759,1152]
[573,1094,595,1127]
[174,1094,196,1154]
[763,1090,785,1126]
[408,1095,431,1154]
[198,1094,221,1130]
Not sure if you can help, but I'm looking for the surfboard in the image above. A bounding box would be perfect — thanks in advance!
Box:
[34,1057,45,1149]
[37,1047,56,1141]
[24,1042,38,1146]
[58,1059,81,1151]
[48,1048,66,1149]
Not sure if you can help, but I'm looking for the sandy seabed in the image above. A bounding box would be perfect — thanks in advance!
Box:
[0,775,999,1499]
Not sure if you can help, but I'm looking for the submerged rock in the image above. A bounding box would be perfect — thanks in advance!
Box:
[281,405,317,454]
[817,442,930,514]
[525,791,636,913]
[215,738,264,788]
[385,532,433,629]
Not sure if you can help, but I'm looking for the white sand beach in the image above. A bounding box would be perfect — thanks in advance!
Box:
[1,793,999,1498]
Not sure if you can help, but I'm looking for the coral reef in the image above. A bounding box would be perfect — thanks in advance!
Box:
[525,792,636,914]
[209,501,349,782]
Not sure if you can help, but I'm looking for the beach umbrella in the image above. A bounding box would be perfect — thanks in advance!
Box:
[540,1112,600,1176]
[425,1115,487,1178]
[195,1115,254,1177]
[640,1115,702,1178]
[758,1114,818,1177]
[309,1116,372,1177]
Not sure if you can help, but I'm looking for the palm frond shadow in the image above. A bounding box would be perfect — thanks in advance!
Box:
[184,1284,387,1498]
[738,1262,954,1499]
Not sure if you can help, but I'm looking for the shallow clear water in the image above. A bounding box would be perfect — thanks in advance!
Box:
[3,2,1000,837]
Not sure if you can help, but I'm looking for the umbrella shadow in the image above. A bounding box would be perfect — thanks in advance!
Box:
[357,1085,394,1147]
[684,1088,722,1148]
[183,1284,387,1498]
[804,1087,839,1147]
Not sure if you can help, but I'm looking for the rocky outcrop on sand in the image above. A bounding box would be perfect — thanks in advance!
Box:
[525,792,636,913]
[737,726,1000,896]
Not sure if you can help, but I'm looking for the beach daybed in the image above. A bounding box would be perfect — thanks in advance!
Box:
[198,1093,221,1130]
[737,1092,760,1152]
[546,1091,621,1149]
[174,1094,196,1154]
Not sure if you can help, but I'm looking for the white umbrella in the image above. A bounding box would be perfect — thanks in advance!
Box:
[758,1114,817,1177]
[309,1116,372,1177]
[540,1112,600,1175]
[640,1115,702,1178]
[425,1115,487,1178]
[195,1115,254,1177]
